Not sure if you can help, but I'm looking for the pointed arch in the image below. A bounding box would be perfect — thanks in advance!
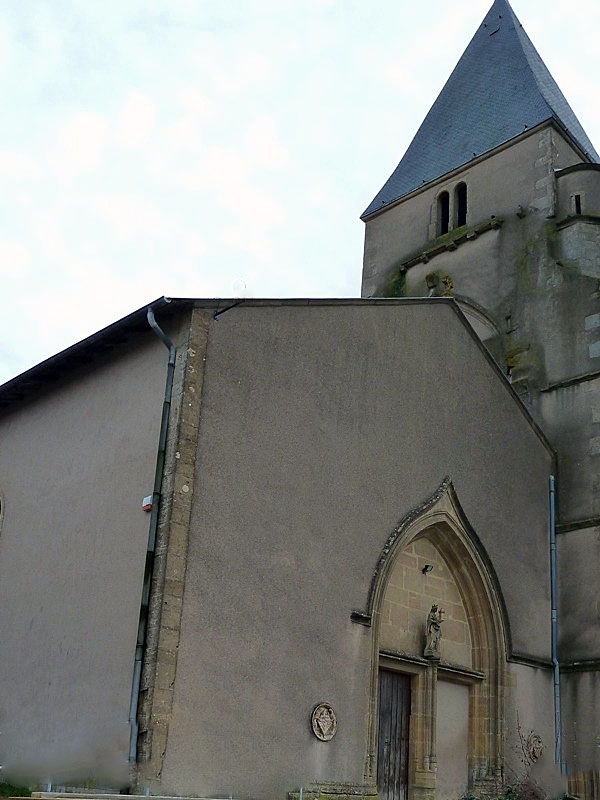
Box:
[360,478,510,798]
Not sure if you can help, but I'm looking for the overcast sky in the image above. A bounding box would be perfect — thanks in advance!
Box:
[1,0,598,384]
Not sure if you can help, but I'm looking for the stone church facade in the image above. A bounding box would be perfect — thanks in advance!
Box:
[0,2,598,800]
[0,300,557,800]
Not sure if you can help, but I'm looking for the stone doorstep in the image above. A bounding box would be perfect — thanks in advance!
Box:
[23,790,378,800]
[26,795,250,800]
[287,785,378,800]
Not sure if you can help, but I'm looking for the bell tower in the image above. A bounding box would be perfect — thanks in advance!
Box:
[361,0,600,794]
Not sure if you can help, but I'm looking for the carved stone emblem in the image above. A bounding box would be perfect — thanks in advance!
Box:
[525,732,544,763]
[311,703,337,741]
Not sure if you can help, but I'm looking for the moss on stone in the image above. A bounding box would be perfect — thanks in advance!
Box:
[433,224,468,245]
[382,266,406,297]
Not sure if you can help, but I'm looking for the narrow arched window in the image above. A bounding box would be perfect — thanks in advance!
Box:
[438,192,450,235]
[455,183,467,227]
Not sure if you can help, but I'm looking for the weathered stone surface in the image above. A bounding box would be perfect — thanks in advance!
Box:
[135,308,211,787]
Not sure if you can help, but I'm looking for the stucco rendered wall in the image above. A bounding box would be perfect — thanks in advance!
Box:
[505,664,563,795]
[541,382,600,526]
[159,301,553,799]
[557,525,600,660]
[0,333,168,787]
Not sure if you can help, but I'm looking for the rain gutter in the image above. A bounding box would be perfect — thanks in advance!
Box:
[549,474,565,773]
[128,297,176,762]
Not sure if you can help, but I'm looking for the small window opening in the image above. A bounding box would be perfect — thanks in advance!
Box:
[455,183,467,227]
[574,194,582,215]
[438,192,450,235]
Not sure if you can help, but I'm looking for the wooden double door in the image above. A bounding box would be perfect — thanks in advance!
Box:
[377,669,411,800]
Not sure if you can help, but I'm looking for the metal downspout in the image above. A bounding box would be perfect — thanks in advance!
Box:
[128,298,176,762]
[549,474,565,773]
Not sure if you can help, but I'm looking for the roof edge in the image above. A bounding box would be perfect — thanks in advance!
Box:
[0,297,556,461]
[443,300,555,460]
[361,119,593,222]
[0,297,194,412]
[556,162,600,178]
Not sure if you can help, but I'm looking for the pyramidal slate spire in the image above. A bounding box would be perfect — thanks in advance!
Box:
[362,0,599,219]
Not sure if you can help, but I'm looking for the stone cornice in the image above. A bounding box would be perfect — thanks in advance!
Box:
[399,217,504,271]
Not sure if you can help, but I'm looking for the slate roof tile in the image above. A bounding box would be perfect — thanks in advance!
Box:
[362,0,599,219]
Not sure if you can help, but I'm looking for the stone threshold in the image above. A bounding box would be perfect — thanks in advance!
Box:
[27,794,244,800]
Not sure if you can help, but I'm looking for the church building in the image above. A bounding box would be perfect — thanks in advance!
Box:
[0,2,598,800]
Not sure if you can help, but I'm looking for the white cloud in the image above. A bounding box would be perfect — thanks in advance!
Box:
[191,47,273,96]
[117,91,156,147]
[30,209,69,264]
[55,111,109,179]
[0,21,15,77]
[0,238,31,275]
[89,192,176,242]
[175,86,215,119]
[0,149,41,181]
[244,117,289,170]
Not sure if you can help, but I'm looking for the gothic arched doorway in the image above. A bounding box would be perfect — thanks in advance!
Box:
[360,479,509,800]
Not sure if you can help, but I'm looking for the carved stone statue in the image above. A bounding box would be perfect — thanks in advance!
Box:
[424,603,444,659]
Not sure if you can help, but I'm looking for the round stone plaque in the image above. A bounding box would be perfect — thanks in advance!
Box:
[311,702,337,741]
